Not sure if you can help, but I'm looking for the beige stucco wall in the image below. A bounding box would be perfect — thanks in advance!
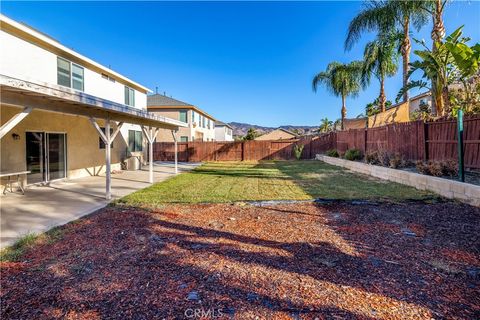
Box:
[344,118,367,130]
[1,105,127,185]
[368,102,410,128]
[255,129,296,141]
[149,108,216,142]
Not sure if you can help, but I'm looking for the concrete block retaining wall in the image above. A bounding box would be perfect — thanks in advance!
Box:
[315,154,480,207]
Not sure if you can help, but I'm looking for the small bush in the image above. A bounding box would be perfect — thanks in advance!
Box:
[377,150,392,167]
[366,151,379,165]
[344,149,363,161]
[293,144,304,160]
[442,159,459,177]
[389,153,407,169]
[416,160,458,177]
[326,149,339,158]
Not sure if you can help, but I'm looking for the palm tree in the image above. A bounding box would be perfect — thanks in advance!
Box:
[318,117,333,133]
[362,31,400,112]
[312,61,364,130]
[345,0,429,103]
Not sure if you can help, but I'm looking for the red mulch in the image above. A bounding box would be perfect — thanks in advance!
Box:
[1,201,479,319]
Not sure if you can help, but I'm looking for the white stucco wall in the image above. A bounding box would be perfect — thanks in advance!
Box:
[190,110,216,141]
[0,30,146,110]
[215,126,234,141]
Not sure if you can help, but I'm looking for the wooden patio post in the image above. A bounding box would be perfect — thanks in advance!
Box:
[141,126,159,184]
[89,117,123,200]
[105,118,111,199]
[171,130,178,174]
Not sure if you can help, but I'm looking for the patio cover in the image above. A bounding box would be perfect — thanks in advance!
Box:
[0,74,187,199]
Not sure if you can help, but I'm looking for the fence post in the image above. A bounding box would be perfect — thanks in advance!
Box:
[423,121,429,161]
[364,129,367,159]
[241,141,245,161]
[457,110,465,182]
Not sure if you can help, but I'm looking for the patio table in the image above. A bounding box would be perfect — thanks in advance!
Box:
[0,171,30,195]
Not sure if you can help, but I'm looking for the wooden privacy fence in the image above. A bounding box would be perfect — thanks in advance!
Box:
[153,116,480,169]
[331,116,480,169]
[153,138,321,162]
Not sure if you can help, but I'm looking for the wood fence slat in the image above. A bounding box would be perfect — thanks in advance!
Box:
[152,116,480,169]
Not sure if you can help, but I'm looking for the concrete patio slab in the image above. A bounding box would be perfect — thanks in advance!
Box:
[0,161,200,249]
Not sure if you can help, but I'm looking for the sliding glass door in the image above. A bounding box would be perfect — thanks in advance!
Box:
[26,132,45,184]
[47,133,66,180]
[25,132,66,183]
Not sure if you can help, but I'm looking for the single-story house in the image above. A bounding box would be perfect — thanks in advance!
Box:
[255,128,297,141]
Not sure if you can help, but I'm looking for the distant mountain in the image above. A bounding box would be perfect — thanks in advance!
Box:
[228,122,319,138]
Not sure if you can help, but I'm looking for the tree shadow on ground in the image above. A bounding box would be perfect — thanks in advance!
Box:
[2,202,478,319]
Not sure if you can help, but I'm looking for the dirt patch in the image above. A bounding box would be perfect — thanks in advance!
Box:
[1,202,479,319]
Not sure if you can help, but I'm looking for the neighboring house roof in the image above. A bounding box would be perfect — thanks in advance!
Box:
[215,121,233,129]
[0,14,151,93]
[147,94,217,121]
[255,128,297,141]
[409,91,431,102]
[147,94,193,107]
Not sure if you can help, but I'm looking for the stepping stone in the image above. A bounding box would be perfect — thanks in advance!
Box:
[190,244,204,250]
[401,228,416,237]
[187,291,199,301]
[209,221,225,229]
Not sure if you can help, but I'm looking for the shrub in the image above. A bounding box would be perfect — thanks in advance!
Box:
[416,160,458,177]
[293,144,304,160]
[442,159,459,177]
[366,151,380,165]
[326,149,339,158]
[389,153,407,169]
[344,149,363,161]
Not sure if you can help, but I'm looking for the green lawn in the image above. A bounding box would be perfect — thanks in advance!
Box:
[120,161,434,205]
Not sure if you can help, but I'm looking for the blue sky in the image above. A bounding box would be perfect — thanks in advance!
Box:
[2,1,479,127]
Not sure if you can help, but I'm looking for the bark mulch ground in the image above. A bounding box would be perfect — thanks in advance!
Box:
[1,201,479,319]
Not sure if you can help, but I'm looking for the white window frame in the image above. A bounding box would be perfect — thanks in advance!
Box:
[125,86,135,107]
[57,57,84,91]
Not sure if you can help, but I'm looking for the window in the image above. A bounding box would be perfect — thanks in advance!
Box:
[125,86,135,107]
[180,136,188,142]
[179,110,188,123]
[207,119,211,129]
[57,57,70,87]
[128,130,143,152]
[99,128,114,149]
[192,111,196,123]
[72,64,84,91]
[57,57,84,91]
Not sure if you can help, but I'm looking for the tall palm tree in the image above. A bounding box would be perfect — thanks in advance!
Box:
[345,0,429,103]
[312,61,364,130]
[362,31,400,112]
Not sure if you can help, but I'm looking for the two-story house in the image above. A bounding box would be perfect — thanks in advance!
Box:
[0,15,186,198]
[214,121,234,141]
[147,94,217,142]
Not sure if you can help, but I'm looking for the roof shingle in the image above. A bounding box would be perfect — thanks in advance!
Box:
[147,94,192,107]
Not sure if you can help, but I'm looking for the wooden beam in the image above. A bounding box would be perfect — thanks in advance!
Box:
[105,117,112,200]
[110,122,124,141]
[89,117,108,144]
[171,130,178,174]
[0,106,32,139]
